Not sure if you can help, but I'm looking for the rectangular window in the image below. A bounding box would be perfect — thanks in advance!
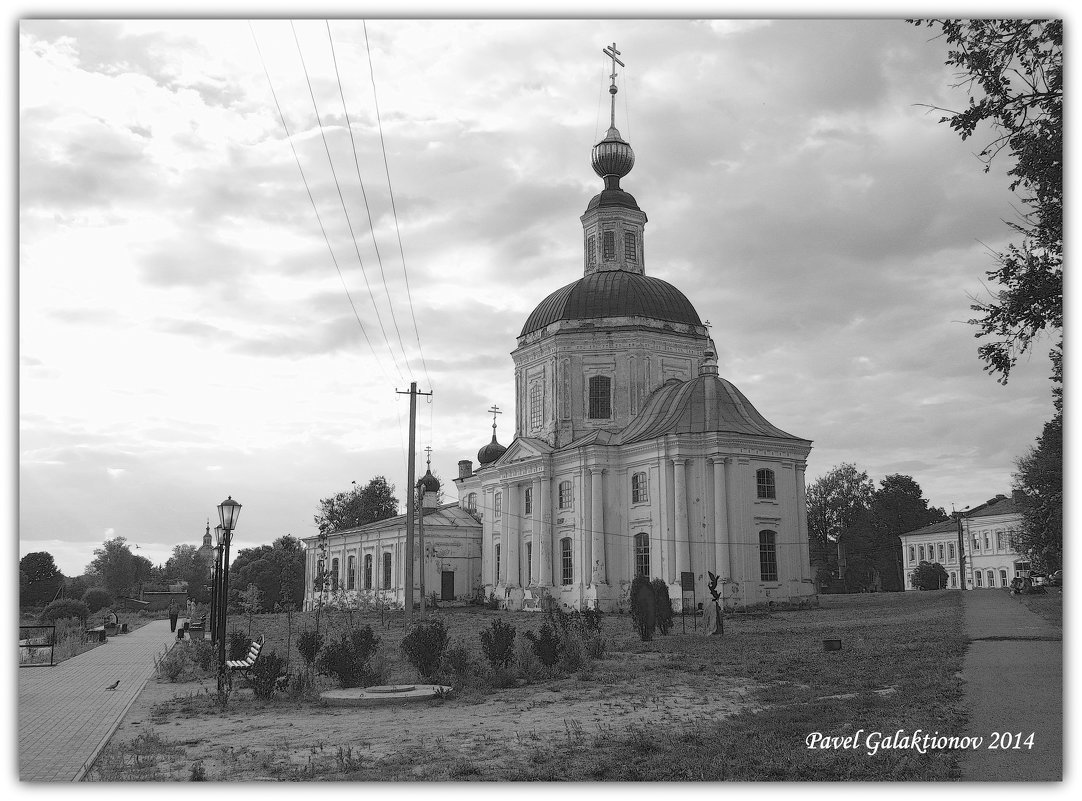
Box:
[975,570,982,587]
[996,530,1004,550]
[973,534,980,552]
[524,487,532,516]
[331,558,339,592]
[948,543,955,561]
[494,492,502,519]
[634,532,650,576]
[950,572,957,588]
[529,382,544,431]
[587,236,596,266]
[495,544,501,583]
[560,537,573,585]
[908,545,915,564]
[382,552,392,589]
[984,533,991,551]
[558,481,573,509]
[632,472,648,504]
[624,231,636,260]
[937,543,944,562]
[759,530,778,582]
[364,555,372,590]
[588,375,611,419]
[756,469,776,500]
[918,545,925,562]
[603,231,615,260]
[347,555,356,590]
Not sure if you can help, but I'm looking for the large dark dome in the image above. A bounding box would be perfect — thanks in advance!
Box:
[520,271,702,337]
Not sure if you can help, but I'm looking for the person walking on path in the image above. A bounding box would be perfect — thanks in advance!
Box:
[958,589,1062,781]
[167,599,179,632]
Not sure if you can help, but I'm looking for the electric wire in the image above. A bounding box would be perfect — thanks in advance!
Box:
[249,21,392,384]
[290,20,405,382]
[325,20,415,379]
[362,21,431,391]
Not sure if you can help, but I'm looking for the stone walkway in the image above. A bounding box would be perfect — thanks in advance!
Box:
[18,618,184,781]
[958,590,1062,781]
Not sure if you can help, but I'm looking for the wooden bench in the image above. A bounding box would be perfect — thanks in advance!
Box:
[226,635,265,679]
[187,614,208,639]
[85,626,107,643]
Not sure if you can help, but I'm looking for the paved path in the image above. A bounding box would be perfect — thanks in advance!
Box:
[18,619,185,781]
[958,590,1062,781]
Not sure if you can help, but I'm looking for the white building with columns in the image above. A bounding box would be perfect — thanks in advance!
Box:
[453,58,815,612]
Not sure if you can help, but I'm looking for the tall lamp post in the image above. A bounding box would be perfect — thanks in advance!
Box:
[216,496,242,696]
[210,525,224,644]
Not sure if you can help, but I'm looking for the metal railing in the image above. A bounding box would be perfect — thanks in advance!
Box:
[19,625,56,667]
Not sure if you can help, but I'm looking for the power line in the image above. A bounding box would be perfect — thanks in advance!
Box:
[248,21,392,384]
[362,21,431,390]
[325,20,415,379]
[290,20,405,381]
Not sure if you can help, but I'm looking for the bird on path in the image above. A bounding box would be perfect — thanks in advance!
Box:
[105,680,120,690]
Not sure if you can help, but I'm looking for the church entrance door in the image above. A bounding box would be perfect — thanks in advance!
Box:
[441,571,455,601]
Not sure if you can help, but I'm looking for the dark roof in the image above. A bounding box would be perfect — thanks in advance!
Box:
[520,270,702,337]
[617,374,808,445]
[967,494,1018,518]
[899,519,957,539]
[477,435,507,466]
[417,468,440,493]
[585,188,641,212]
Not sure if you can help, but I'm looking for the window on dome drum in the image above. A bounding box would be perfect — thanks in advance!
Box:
[330,558,339,592]
[494,492,502,519]
[588,375,611,419]
[587,236,596,267]
[526,542,532,585]
[603,231,615,260]
[634,532,650,576]
[558,480,573,509]
[529,383,544,431]
[364,554,372,590]
[524,487,532,516]
[908,545,915,564]
[561,537,573,585]
[382,552,392,589]
[495,544,501,583]
[759,530,778,582]
[347,555,356,590]
[756,469,776,499]
[624,231,636,260]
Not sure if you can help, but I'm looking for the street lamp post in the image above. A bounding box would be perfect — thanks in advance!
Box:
[210,525,224,644]
[216,496,242,697]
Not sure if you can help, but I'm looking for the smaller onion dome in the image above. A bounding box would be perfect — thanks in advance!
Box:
[477,434,507,467]
[417,467,440,495]
[591,126,635,187]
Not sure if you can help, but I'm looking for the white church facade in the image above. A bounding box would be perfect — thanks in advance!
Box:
[454,50,815,613]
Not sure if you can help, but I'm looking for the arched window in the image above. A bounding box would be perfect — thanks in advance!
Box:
[756,469,776,500]
[347,555,356,590]
[330,558,340,592]
[524,487,533,516]
[937,543,944,562]
[632,472,648,504]
[587,235,596,267]
[918,545,925,562]
[382,552,392,589]
[363,554,373,590]
[974,570,983,587]
[560,537,573,585]
[558,480,573,509]
[467,493,478,514]
[634,532,650,576]
[588,375,611,419]
[908,545,915,564]
[494,492,502,519]
[759,530,778,582]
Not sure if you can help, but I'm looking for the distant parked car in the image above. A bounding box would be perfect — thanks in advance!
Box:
[1049,570,1062,587]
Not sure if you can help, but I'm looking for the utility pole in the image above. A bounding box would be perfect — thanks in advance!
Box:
[396,382,431,620]
[954,504,968,591]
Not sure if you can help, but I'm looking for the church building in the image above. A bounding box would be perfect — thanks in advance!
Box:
[454,46,815,612]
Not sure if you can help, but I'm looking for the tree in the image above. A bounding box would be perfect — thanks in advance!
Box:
[165,544,212,602]
[911,20,1062,397]
[314,476,399,536]
[869,475,949,591]
[1012,411,1062,572]
[229,535,306,614]
[806,464,875,588]
[20,552,64,605]
[86,537,141,597]
[911,561,950,591]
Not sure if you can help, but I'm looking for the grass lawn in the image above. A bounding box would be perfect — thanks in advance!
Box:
[90,591,967,781]
[1011,588,1063,629]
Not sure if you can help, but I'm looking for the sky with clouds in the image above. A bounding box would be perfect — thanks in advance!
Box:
[17,15,1062,577]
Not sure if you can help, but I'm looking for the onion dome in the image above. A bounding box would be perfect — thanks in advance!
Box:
[477,434,506,466]
[417,467,440,495]
[520,270,702,337]
[591,126,635,188]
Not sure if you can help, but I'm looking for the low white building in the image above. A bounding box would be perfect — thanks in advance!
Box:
[900,494,1027,590]
[301,479,482,611]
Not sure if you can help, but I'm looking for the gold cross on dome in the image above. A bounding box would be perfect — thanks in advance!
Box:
[603,42,624,86]
[488,404,502,431]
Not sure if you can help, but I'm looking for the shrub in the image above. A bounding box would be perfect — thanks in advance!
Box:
[297,629,323,671]
[82,588,113,613]
[41,598,90,624]
[188,638,216,672]
[480,618,516,669]
[911,561,950,591]
[524,620,563,667]
[400,618,449,680]
[248,649,287,700]
[156,644,191,681]
[316,626,381,688]
[629,574,655,641]
[512,635,546,682]
[228,628,250,661]
[651,579,674,635]
[557,631,587,674]
[485,592,500,610]
[439,640,480,687]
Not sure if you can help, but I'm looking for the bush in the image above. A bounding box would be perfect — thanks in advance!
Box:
[512,635,547,683]
[439,640,481,687]
[297,629,323,671]
[401,618,449,680]
[82,588,113,614]
[911,561,950,591]
[155,644,191,681]
[188,638,216,672]
[629,574,655,641]
[41,598,90,624]
[480,618,516,669]
[651,579,674,635]
[557,631,587,674]
[316,626,381,688]
[228,628,250,661]
[524,620,563,667]
[248,649,287,699]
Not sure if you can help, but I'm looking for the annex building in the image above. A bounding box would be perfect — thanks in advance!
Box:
[899,494,1028,590]
[453,49,815,613]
